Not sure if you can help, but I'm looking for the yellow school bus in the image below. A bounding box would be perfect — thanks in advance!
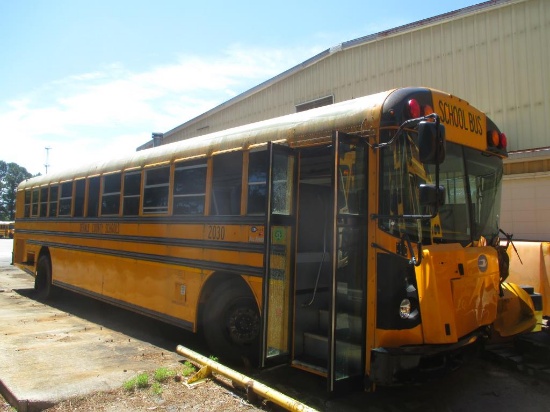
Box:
[0,221,14,239]
[13,87,530,392]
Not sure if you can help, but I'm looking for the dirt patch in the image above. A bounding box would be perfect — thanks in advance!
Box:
[1,368,283,412]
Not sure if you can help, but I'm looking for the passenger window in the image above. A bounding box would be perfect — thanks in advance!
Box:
[211,152,243,216]
[123,171,142,216]
[247,151,268,215]
[101,173,121,215]
[49,186,59,217]
[58,182,73,216]
[87,177,100,217]
[24,190,31,218]
[74,179,86,217]
[143,166,170,214]
[173,159,206,215]
[39,187,48,217]
[31,188,39,217]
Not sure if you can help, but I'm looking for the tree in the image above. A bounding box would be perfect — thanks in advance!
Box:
[0,161,33,221]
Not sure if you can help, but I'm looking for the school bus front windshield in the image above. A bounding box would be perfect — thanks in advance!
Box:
[379,133,503,246]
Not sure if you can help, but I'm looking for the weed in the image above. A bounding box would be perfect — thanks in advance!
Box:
[154,367,174,383]
[151,381,163,396]
[209,355,219,362]
[123,372,150,391]
[123,377,137,392]
[136,372,150,389]
[181,361,196,377]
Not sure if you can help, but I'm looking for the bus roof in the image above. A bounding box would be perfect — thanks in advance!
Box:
[19,89,395,190]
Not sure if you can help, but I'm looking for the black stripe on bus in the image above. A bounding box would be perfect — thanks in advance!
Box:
[53,280,194,332]
[17,215,266,226]
[27,240,265,277]
[16,228,265,253]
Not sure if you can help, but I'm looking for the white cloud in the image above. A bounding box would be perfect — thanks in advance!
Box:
[1,45,313,175]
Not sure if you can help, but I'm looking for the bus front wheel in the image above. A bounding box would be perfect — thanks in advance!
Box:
[202,282,260,365]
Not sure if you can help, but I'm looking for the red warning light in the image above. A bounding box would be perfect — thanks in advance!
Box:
[407,99,421,119]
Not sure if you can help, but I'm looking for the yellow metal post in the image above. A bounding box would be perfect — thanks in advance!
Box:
[176,345,318,412]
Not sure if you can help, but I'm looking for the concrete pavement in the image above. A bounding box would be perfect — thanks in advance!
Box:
[0,259,185,411]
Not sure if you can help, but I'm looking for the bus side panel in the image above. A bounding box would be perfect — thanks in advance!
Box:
[51,248,104,295]
[451,247,499,337]
[418,244,499,344]
[13,237,40,274]
[50,248,203,330]
[416,245,463,344]
[102,258,202,327]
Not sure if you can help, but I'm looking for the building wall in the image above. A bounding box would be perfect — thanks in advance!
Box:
[158,0,550,240]
[501,173,550,241]
[162,0,549,152]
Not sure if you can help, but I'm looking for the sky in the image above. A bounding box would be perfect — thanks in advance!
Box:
[1,0,484,176]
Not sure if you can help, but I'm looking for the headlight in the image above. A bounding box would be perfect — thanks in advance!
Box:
[399,298,412,319]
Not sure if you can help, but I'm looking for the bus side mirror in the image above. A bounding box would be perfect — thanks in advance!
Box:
[418,121,446,165]
[419,184,445,208]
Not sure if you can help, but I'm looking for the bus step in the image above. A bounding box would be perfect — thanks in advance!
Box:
[519,284,542,311]
[303,332,362,367]
[530,292,543,311]
[519,285,535,295]
[335,283,364,312]
[318,310,362,341]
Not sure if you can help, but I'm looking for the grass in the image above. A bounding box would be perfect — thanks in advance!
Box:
[123,372,151,392]
[181,361,196,377]
[154,367,174,383]
[151,381,163,396]
[123,366,183,395]
[122,363,202,398]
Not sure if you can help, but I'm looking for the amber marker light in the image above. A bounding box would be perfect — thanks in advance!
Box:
[423,104,434,116]
[488,130,500,147]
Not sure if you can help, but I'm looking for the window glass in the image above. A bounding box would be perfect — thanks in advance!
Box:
[74,179,86,217]
[272,153,294,215]
[31,188,39,217]
[173,159,206,215]
[143,166,170,214]
[247,151,267,215]
[40,187,48,217]
[49,186,59,217]
[58,182,73,216]
[123,171,142,216]
[211,152,243,216]
[87,177,100,217]
[24,190,31,218]
[101,173,121,215]
[464,147,502,242]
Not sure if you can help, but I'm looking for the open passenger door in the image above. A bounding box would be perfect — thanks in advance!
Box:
[327,131,368,392]
[261,142,298,366]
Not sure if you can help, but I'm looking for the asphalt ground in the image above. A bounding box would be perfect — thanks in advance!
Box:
[2,238,550,411]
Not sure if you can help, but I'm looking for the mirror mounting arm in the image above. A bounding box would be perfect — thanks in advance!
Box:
[371,233,423,267]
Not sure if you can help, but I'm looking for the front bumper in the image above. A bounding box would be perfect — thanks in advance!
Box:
[370,330,483,385]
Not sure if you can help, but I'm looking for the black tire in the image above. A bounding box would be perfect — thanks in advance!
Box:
[202,282,261,365]
[35,255,54,300]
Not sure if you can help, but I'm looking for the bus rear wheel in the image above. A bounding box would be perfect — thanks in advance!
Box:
[203,282,260,365]
[35,256,54,300]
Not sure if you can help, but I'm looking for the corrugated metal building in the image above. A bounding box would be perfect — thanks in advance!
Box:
[140,0,550,240]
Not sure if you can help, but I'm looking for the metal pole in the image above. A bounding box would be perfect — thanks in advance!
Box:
[176,345,318,412]
[45,147,52,174]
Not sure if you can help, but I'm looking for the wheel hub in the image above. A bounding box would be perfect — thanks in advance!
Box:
[227,307,260,345]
